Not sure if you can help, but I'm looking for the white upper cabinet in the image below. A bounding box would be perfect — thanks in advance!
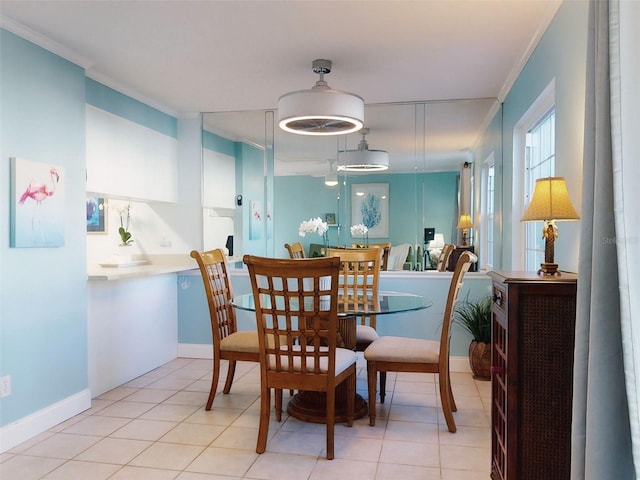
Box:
[86,105,178,202]
[203,148,235,209]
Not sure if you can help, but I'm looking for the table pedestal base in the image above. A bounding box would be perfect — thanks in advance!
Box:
[287,386,368,423]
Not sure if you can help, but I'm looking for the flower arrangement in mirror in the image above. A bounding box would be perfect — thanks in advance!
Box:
[350,223,369,247]
[299,217,329,255]
[113,202,133,246]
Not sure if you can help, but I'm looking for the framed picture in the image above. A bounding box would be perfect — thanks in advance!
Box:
[10,157,65,247]
[351,183,389,238]
[86,196,107,233]
[325,213,336,225]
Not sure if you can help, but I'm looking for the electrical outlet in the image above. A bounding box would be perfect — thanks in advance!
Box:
[0,375,11,398]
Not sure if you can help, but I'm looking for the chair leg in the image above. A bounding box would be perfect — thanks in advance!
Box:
[275,389,283,422]
[379,371,387,404]
[439,373,457,433]
[346,370,355,427]
[256,387,271,453]
[447,369,457,412]
[326,387,335,460]
[222,359,237,394]
[367,362,377,426]
[205,356,221,410]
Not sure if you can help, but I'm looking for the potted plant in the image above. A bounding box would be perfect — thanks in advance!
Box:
[454,294,492,380]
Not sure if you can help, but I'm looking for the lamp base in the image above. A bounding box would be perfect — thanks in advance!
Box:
[538,262,560,276]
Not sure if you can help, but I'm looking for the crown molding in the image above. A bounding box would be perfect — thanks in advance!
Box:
[497,0,562,103]
[1,16,94,69]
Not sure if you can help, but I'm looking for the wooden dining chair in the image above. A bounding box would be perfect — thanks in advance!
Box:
[284,241,306,259]
[351,242,391,270]
[243,255,357,460]
[364,251,477,432]
[436,243,455,272]
[190,249,261,410]
[326,247,382,352]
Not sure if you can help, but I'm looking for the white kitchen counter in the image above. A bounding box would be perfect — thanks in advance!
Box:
[88,253,197,280]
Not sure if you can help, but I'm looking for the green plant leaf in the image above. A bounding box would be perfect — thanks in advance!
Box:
[119,227,132,244]
[454,294,492,343]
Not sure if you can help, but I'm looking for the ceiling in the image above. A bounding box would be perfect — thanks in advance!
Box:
[1,0,562,175]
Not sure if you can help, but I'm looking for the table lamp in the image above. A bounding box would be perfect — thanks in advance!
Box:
[457,214,473,246]
[521,176,580,275]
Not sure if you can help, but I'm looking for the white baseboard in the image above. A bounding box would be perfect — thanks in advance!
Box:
[177,343,472,374]
[178,343,213,359]
[0,389,91,453]
[450,356,472,373]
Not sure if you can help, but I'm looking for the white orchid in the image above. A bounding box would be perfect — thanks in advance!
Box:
[109,201,133,245]
[298,217,328,237]
[350,223,369,237]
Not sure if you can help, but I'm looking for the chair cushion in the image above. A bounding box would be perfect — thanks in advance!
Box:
[268,346,357,374]
[220,331,259,353]
[356,325,380,343]
[364,336,440,363]
[220,331,288,353]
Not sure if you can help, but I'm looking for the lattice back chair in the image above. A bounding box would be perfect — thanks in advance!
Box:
[190,249,260,410]
[326,247,382,352]
[284,242,306,259]
[243,255,357,460]
[436,243,455,272]
[364,251,477,432]
[351,242,391,270]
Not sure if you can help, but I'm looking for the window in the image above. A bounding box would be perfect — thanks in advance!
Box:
[481,155,495,269]
[523,110,555,271]
[511,79,555,270]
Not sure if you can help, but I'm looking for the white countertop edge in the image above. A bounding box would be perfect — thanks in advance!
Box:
[178,265,491,280]
[88,254,197,281]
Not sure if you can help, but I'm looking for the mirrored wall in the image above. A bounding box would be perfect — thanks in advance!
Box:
[202,99,501,267]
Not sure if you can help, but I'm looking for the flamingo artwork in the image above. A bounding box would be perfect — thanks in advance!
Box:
[11,158,65,248]
[19,167,59,205]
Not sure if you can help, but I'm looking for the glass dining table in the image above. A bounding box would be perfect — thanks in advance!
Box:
[232,291,432,423]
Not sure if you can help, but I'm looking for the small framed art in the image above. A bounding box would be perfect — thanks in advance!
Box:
[325,213,336,225]
[86,196,107,233]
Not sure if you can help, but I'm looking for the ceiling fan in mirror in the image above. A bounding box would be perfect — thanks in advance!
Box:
[338,128,389,172]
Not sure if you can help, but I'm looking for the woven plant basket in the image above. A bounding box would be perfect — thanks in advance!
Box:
[469,340,491,380]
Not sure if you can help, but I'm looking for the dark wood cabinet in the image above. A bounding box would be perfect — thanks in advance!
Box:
[488,271,577,480]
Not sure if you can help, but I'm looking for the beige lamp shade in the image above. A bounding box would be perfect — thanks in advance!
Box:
[457,214,473,229]
[521,177,580,221]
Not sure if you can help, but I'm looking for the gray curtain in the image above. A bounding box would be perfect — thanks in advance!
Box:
[571,0,635,478]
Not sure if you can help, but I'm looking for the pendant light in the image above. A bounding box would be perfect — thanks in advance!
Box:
[338,128,389,172]
[324,160,338,187]
[278,59,364,136]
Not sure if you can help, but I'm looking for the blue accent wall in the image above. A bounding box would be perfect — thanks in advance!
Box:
[203,129,235,157]
[86,78,177,138]
[1,30,88,426]
[483,0,588,270]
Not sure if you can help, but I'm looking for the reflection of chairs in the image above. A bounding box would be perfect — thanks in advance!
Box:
[327,247,382,352]
[284,242,306,259]
[364,251,477,432]
[190,249,260,410]
[404,244,415,270]
[415,244,424,271]
[436,244,455,271]
[243,255,356,460]
[352,242,391,270]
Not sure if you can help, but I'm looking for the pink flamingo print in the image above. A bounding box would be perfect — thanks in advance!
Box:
[19,167,59,204]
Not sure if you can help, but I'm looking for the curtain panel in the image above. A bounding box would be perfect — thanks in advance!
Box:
[571,0,637,478]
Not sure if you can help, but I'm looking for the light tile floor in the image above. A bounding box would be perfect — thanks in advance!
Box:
[1,356,492,479]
